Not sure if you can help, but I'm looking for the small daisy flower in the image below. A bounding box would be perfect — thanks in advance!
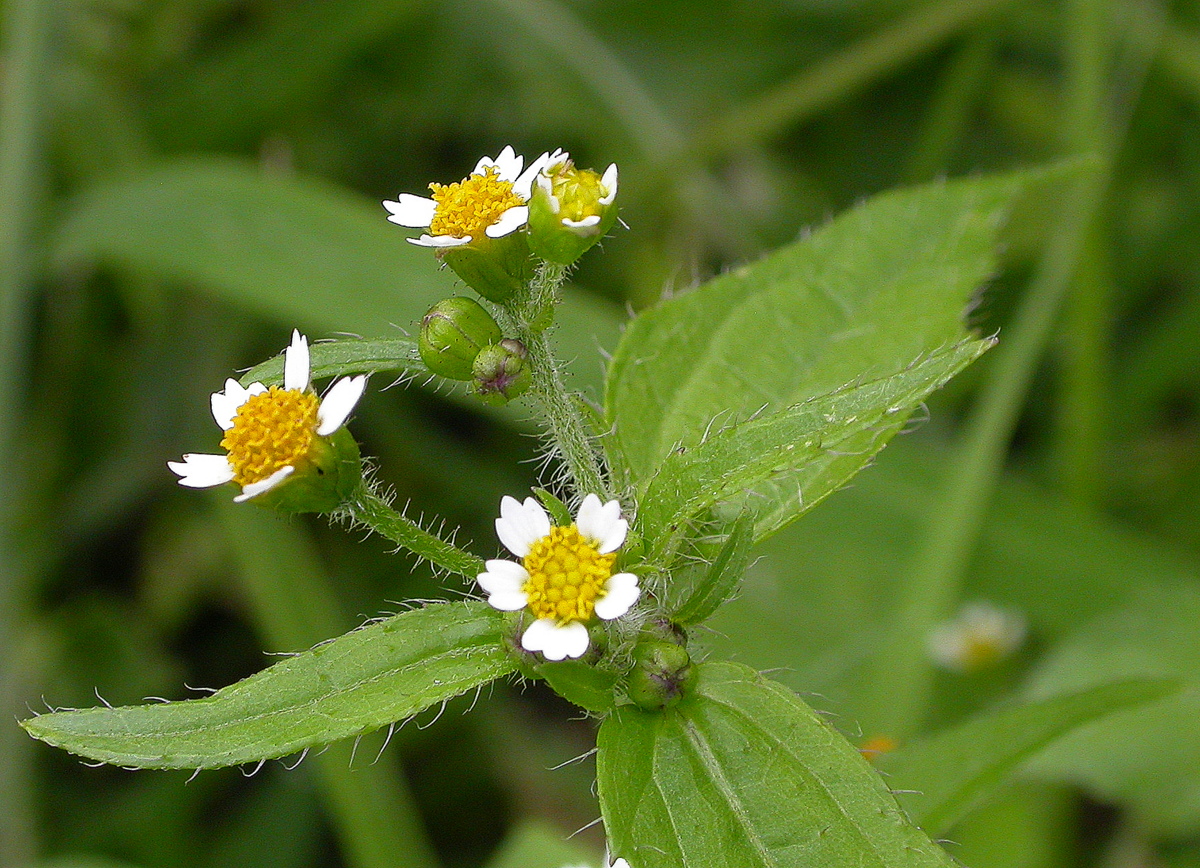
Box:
[528,153,619,264]
[478,494,640,661]
[928,601,1027,672]
[383,146,556,248]
[169,330,366,506]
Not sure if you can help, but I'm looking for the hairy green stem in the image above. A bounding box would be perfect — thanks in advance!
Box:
[859,0,1118,740]
[508,263,611,502]
[345,486,484,578]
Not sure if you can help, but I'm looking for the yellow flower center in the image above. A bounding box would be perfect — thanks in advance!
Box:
[428,167,525,239]
[961,634,1005,670]
[220,387,319,486]
[545,161,607,222]
[522,525,615,624]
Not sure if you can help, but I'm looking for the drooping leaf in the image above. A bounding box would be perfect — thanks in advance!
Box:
[240,337,426,386]
[22,602,515,769]
[878,679,1176,836]
[597,661,956,868]
[636,339,989,554]
[605,169,1045,495]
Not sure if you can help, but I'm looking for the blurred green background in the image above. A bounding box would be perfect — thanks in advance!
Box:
[3,0,1200,867]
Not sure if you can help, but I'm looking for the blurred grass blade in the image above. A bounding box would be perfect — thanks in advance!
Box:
[694,0,1013,158]
[598,662,957,868]
[22,601,515,769]
[218,502,438,868]
[879,679,1175,836]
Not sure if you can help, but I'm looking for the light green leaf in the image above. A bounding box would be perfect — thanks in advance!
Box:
[669,511,755,626]
[637,340,990,553]
[605,169,1039,491]
[22,602,515,769]
[240,337,426,386]
[484,821,599,868]
[534,659,618,715]
[879,679,1176,836]
[597,661,956,868]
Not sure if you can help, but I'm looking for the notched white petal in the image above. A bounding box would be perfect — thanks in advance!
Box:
[521,618,590,661]
[495,495,550,557]
[383,194,437,227]
[317,375,366,435]
[234,465,294,502]
[562,215,601,230]
[576,495,627,554]
[482,145,523,182]
[211,378,264,429]
[600,163,618,204]
[168,453,236,488]
[409,233,472,248]
[284,330,310,392]
[485,206,528,238]
[595,572,640,620]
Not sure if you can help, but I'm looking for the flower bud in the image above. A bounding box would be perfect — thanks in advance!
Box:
[472,339,532,405]
[418,297,502,380]
[439,233,536,303]
[626,637,694,711]
[528,158,619,265]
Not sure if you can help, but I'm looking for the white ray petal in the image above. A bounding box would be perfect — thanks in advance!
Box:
[600,163,618,204]
[382,194,437,227]
[409,233,471,248]
[562,215,601,230]
[168,453,236,488]
[495,495,551,557]
[211,378,264,429]
[317,375,366,435]
[595,572,640,620]
[478,560,530,611]
[521,618,590,660]
[479,145,522,181]
[576,495,627,553]
[234,465,294,502]
[284,330,310,391]
[485,206,527,238]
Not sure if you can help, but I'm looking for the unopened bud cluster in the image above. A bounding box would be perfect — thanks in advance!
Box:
[419,297,530,404]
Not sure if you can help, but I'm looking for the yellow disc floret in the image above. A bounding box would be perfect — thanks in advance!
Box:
[221,387,320,486]
[428,166,525,240]
[522,525,616,624]
[544,160,608,222]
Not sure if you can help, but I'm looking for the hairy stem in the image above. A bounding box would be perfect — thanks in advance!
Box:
[345,485,484,578]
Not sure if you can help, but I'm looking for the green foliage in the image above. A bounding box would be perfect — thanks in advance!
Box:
[597,662,957,868]
[22,603,514,769]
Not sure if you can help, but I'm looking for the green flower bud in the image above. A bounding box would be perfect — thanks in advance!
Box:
[419,297,502,380]
[439,232,536,303]
[626,637,694,711]
[472,339,532,405]
[528,157,619,265]
[251,426,363,514]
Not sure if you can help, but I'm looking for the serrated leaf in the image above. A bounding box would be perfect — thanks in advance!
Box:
[637,340,989,554]
[605,170,1039,493]
[240,337,426,386]
[597,662,956,868]
[22,602,515,769]
[669,512,755,626]
[879,679,1175,836]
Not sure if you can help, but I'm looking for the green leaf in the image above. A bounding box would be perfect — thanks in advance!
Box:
[669,511,755,626]
[597,661,956,868]
[878,679,1176,836]
[22,602,515,769]
[240,337,427,386]
[637,340,990,553]
[534,659,618,715]
[484,821,599,868]
[605,170,1037,493]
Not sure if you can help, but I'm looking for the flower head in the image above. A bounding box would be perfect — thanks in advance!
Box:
[383,146,553,248]
[169,330,366,509]
[528,153,619,264]
[479,494,640,661]
[928,601,1027,672]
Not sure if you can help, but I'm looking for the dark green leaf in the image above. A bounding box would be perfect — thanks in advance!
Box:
[535,659,618,714]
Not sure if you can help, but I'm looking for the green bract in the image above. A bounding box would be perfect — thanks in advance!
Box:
[418,296,503,381]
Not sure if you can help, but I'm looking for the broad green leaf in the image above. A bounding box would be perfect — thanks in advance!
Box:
[1022,583,1200,836]
[22,602,515,769]
[878,679,1176,836]
[606,169,1040,489]
[670,511,755,626]
[636,340,988,551]
[241,337,426,386]
[534,659,618,714]
[597,661,956,868]
[50,157,623,399]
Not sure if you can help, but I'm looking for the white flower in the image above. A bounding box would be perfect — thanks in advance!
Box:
[382,146,558,248]
[168,330,366,502]
[928,601,1027,672]
[478,493,640,661]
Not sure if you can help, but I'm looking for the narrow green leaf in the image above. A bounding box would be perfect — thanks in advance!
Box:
[532,487,574,528]
[597,661,956,868]
[669,512,755,626]
[879,679,1176,836]
[606,169,1040,491]
[22,602,514,769]
[534,659,618,715]
[240,337,427,387]
[637,340,990,553]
